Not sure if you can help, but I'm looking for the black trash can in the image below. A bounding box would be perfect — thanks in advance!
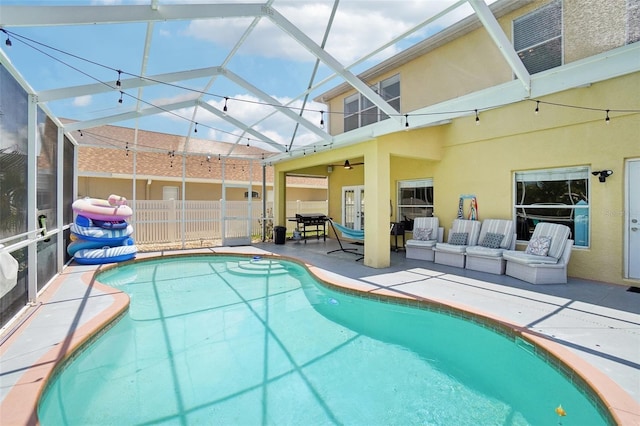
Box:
[274,226,287,245]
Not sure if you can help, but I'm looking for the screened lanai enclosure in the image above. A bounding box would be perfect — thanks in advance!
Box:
[1,0,501,328]
[3,0,637,327]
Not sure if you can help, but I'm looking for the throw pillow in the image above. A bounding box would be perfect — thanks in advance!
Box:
[481,232,504,249]
[449,232,468,246]
[412,227,432,241]
[525,236,552,256]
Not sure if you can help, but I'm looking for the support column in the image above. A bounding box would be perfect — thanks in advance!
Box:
[363,144,391,268]
[273,167,288,227]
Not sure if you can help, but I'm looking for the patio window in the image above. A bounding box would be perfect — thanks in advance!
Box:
[343,74,400,131]
[397,179,434,231]
[513,0,562,74]
[514,166,590,247]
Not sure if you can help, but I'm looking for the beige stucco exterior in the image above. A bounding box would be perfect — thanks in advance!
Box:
[274,0,640,286]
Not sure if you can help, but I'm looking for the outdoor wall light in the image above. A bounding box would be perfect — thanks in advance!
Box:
[592,170,613,182]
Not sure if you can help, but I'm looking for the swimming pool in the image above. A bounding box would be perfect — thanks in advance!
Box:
[38,255,609,425]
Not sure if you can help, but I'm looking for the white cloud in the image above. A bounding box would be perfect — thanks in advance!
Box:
[155,91,325,151]
[73,95,92,107]
[183,1,474,64]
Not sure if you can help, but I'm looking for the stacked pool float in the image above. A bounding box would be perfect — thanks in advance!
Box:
[68,194,137,265]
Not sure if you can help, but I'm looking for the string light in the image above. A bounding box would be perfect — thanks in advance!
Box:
[223,97,228,113]
[405,114,409,128]
[194,122,198,133]
[78,130,83,137]
[5,28,639,137]
[535,100,539,114]
[1,29,11,47]
[4,29,635,162]
[115,70,122,87]
[320,111,324,127]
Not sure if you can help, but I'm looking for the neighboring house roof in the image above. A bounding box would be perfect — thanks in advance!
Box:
[72,121,326,188]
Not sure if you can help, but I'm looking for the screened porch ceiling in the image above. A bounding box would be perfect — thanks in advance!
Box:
[0,0,630,166]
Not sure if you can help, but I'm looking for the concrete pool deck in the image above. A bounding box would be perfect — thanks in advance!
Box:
[1,240,639,425]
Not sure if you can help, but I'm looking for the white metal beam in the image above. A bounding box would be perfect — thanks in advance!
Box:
[468,0,531,94]
[0,4,266,27]
[63,99,197,132]
[37,67,224,102]
[266,7,402,124]
[197,100,286,152]
[223,69,331,142]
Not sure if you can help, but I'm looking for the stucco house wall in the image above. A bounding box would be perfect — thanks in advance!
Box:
[275,0,639,285]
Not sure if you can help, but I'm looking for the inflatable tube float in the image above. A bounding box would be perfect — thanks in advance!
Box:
[71,223,133,244]
[72,196,133,221]
[67,237,135,257]
[75,214,128,230]
[92,218,129,230]
[74,245,137,265]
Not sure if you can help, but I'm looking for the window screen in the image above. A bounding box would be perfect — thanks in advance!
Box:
[514,0,562,74]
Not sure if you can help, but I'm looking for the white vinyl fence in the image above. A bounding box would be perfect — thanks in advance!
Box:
[132,200,328,246]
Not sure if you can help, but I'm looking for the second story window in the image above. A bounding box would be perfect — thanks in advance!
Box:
[513,0,562,74]
[343,74,400,132]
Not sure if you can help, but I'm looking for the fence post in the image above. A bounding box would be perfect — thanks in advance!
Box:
[169,200,177,242]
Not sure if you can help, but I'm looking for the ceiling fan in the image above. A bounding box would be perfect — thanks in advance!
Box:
[328,159,364,170]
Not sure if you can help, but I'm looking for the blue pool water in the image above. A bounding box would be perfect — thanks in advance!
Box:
[38,256,608,425]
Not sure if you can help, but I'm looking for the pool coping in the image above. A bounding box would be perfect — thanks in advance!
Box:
[1,249,638,425]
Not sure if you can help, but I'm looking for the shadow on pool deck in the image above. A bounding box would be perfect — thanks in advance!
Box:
[0,238,638,424]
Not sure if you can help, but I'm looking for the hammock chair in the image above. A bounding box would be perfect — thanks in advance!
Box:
[326,219,364,261]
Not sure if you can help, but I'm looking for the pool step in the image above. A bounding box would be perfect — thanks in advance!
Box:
[226,259,288,276]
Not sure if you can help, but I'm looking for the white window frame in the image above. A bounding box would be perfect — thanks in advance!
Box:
[343,74,400,131]
[397,179,434,229]
[514,166,590,247]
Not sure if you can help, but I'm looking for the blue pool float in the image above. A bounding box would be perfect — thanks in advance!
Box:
[71,223,133,243]
[68,237,134,257]
[73,244,137,265]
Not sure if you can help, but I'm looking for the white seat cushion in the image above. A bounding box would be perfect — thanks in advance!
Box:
[465,246,504,258]
[434,242,467,254]
[406,239,437,248]
[502,251,559,265]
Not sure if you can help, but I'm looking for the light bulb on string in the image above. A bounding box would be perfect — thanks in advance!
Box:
[223,97,228,113]
[118,91,124,104]
[2,29,12,47]
[475,109,480,125]
[535,100,539,114]
[605,109,610,124]
[194,122,198,133]
[320,111,324,127]
[115,70,122,87]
